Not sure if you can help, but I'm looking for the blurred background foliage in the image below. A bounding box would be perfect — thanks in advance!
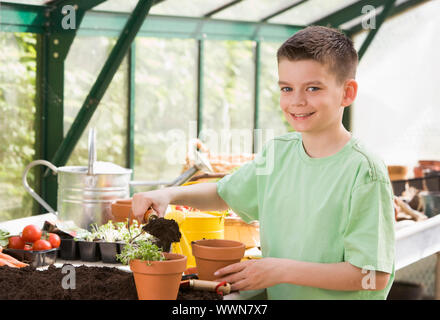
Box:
[0,33,289,221]
[0,33,37,222]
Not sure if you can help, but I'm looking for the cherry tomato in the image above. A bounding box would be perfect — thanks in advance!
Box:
[23,244,33,251]
[47,233,61,248]
[8,236,25,249]
[32,239,52,251]
[21,225,42,243]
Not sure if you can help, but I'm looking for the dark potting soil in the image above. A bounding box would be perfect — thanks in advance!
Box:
[0,264,137,300]
[177,287,224,300]
[143,217,182,244]
[0,265,222,300]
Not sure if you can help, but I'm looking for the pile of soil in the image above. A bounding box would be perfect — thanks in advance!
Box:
[143,217,181,244]
[0,264,137,300]
[178,287,224,300]
[0,265,222,300]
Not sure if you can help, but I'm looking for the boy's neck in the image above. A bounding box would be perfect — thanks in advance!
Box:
[301,126,352,158]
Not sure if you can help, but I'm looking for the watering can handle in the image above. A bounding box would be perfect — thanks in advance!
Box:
[88,128,97,176]
[22,160,58,214]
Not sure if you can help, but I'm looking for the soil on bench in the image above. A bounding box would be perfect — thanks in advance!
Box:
[177,286,224,300]
[0,265,222,300]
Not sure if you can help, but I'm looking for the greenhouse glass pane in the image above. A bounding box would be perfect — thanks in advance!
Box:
[258,41,291,142]
[64,37,128,168]
[134,38,197,187]
[150,0,233,17]
[351,0,440,166]
[93,0,138,13]
[202,40,254,155]
[269,0,359,25]
[0,33,36,222]
[212,0,297,22]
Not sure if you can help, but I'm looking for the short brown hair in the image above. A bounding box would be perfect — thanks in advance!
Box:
[277,26,358,83]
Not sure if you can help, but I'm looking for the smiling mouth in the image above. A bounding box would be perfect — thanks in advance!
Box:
[290,112,316,120]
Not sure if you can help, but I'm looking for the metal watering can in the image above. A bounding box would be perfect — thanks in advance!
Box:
[23,129,213,230]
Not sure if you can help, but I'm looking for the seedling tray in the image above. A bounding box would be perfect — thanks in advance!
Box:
[59,238,79,260]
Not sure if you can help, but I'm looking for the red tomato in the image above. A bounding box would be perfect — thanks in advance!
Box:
[32,239,52,251]
[23,244,33,251]
[48,233,61,248]
[8,236,25,249]
[21,225,42,243]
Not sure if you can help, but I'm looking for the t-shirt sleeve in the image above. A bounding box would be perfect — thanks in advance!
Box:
[343,180,395,274]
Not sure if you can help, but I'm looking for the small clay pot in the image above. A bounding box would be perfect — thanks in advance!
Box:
[111,199,135,223]
[191,239,246,281]
[99,241,119,263]
[130,252,187,300]
[78,240,101,262]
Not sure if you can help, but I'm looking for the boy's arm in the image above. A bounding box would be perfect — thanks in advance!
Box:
[214,258,390,292]
[132,182,228,220]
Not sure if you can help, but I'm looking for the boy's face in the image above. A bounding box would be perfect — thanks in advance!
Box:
[278,58,356,135]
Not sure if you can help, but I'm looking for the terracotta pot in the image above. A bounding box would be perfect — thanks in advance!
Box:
[129,252,187,300]
[387,165,409,181]
[191,239,246,281]
[116,198,133,205]
[224,217,260,248]
[111,199,135,223]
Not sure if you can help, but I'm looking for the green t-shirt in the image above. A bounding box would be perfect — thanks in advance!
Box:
[217,132,395,300]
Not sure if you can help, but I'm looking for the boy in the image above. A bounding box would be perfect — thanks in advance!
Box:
[132,26,395,300]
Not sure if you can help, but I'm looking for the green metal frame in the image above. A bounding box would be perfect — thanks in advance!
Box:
[0,2,46,33]
[1,3,304,41]
[346,0,431,36]
[36,0,107,210]
[203,0,243,18]
[312,0,386,27]
[196,39,205,137]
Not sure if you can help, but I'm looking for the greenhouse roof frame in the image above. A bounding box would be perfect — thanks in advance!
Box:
[0,0,431,38]
[0,0,432,212]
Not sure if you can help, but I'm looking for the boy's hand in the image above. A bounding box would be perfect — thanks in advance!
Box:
[132,189,172,221]
[214,258,283,291]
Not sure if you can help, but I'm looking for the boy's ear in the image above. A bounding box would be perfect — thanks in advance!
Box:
[341,79,358,107]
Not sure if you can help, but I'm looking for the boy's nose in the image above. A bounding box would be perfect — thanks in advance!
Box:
[289,92,307,107]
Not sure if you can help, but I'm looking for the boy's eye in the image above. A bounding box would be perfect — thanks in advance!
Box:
[281,87,292,92]
[306,87,320,92]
